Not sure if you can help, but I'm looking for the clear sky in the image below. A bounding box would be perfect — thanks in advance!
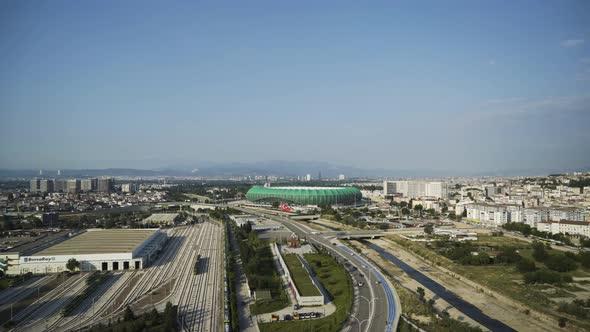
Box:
[1,1,589,172]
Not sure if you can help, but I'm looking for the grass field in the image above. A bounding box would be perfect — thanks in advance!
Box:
[283,254,321,297]
[259,253,352,332]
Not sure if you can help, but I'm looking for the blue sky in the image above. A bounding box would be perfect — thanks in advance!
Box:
[1,1,589,172]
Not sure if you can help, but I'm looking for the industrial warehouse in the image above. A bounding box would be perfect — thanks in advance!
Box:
[245,186,363,206]
[6,229,166,274]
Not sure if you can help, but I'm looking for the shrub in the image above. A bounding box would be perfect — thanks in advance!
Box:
[557,301,589,319]
[516,257,536,273]
[578,252,590,268]
[532,241,549,261]
[545,255,578,272]
[524,269,571,284]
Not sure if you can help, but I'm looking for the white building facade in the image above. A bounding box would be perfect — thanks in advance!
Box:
[383,181,448,199]
[465,203,522,226]
[536,220,590,237]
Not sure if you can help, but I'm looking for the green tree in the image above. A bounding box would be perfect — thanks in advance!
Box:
[66,258,80,273]
[558,317,567,328]
[545,255,578,272]
[416,286,425,300]
[516,257,536,273]
[424,224,434,235]
[401,208,410,217]
[148,307,161,324]
[578,252,590,268]
[123,306,135,321]
[163,301,177,331]
[532,241,549,261]
[413,204,423,217]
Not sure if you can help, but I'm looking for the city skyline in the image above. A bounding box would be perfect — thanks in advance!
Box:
[2,1,589,172]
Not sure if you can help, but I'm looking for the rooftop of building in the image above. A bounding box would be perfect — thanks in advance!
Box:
[467,202,521,208]
[539,220,590,226]
[143,213,179,222]
[32,229,157,256]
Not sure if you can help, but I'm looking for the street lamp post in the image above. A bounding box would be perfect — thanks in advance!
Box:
[349,314,368,332]
[359,295,379,332]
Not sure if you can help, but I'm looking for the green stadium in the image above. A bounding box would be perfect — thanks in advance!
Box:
[245,186,362,205]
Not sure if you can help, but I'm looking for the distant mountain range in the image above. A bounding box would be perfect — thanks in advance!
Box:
[0,161,588,179]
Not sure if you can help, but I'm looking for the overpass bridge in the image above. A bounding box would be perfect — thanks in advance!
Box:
[319,230,385,240]
[287,214,320,221]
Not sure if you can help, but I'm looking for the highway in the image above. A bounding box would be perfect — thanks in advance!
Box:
[236,206,401,332]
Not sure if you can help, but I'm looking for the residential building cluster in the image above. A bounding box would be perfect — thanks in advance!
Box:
[383,180,448,199]
[453,173,590,237]
[30,178,114,194]
[1,184,169,216]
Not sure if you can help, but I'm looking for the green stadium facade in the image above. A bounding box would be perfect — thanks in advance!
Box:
[245,186,362,205]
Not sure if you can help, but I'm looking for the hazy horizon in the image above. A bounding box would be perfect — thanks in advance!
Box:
[2,1,590,172]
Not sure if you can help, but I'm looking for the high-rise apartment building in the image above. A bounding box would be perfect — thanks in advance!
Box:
[39,179,54,193]
[66,179,81,193]
[97,178,114,193]
[54,179,67,192]
[30,178,40,192]
[383,180,448,199]
[122,183,138,193]
[80,178,98,192]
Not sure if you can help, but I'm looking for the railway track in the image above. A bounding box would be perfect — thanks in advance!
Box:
[177,221,223,332]
[51,271,133,331]
[11,273,89,331]
[76,224,204,329]
[11,222,223,331]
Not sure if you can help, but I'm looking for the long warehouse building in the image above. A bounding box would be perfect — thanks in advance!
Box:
[5,229,166,275]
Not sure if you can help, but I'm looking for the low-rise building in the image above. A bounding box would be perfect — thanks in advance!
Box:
[142,213,181,226]
[5,229,165,274]
[536,220,590,237]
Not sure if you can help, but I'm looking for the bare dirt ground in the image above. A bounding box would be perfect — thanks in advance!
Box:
[310,218,353,230]
[350,240,487,331]
[361,238,577,332]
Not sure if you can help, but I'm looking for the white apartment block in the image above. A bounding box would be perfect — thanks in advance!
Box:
[549,207,587,222]
[465,203,522,226]
[81,179,93,191]
[536,220,590,237]
[522,207,549,228]
[383,181,448,199]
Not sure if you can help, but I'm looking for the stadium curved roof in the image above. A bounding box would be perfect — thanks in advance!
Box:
[245,186,362,205]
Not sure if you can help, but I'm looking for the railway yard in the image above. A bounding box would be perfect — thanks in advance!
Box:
[0,221,224,332]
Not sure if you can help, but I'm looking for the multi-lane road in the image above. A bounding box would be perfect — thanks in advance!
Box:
[236,206,401,332]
